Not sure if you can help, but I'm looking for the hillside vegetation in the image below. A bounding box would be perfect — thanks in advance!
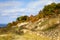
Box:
[0,3,60,40]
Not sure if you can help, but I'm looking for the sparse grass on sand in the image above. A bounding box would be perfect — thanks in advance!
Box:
[0,32,51,40]
[14,32,51,40]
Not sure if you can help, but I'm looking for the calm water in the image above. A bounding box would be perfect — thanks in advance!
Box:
[0,24,7,27]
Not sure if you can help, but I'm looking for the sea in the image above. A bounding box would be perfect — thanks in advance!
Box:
[0,24,7,27]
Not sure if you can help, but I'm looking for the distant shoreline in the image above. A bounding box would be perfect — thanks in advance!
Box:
[0,24,7,27]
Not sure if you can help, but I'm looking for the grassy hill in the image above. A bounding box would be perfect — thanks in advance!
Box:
[0,3,60,40]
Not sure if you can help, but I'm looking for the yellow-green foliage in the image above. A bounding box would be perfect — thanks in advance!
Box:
[37,3,60,18]
[16,3,60,23]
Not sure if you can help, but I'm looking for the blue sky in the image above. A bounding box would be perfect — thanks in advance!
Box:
[0,0,60,24]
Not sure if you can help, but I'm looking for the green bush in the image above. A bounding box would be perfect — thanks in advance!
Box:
[17,15,29,22]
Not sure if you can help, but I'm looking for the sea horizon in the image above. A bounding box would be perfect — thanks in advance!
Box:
[0,24,7,27]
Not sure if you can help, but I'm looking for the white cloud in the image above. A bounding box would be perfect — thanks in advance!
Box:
[0,11,9,16]
[1,0,58,17]
[0,1,23,7]
[0,1,25,16]
[0,0,59,19]
[2,8,25,13]
[22,0,54,15]
[10,16,18,18]
[0,0,60,23]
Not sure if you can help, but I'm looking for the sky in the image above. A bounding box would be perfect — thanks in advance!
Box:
[0,0,60,24]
